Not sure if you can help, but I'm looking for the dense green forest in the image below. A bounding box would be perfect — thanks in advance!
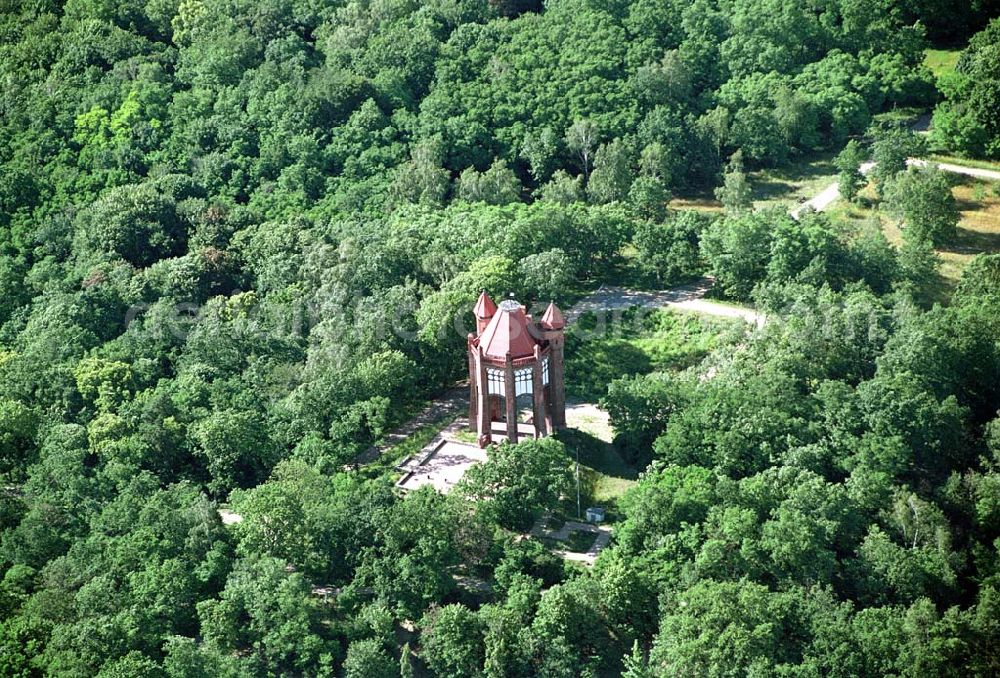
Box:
[2,0,1000,675]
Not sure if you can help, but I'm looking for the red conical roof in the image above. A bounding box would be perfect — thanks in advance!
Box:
[540,302,565,330]
[478,299,537,360]
[473,291,497,319]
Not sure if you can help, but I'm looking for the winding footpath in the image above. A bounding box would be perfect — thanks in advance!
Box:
[566,277,764,327]
[790,158,1000,220]
[602,153,1000,321]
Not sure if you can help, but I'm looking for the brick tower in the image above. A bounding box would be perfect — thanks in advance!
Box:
[467,292,567,447]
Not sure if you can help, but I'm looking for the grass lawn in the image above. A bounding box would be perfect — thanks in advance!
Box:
[748,149,840,211]
[556,427,637,516]
[827,176,1000,297]
[939,177,1000,285]
[564,307,743,401]
[924,48,961,78]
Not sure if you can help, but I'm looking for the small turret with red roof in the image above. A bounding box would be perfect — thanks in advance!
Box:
[539,301,565,330]
[473,290,497,335]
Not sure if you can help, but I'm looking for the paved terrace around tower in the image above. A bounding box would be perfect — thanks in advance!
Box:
[395,439,488,493]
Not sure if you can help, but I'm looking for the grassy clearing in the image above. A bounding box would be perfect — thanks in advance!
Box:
[827,176,1000,296]
[748,150,840,210]
[556,427,637,516]
[562,403,636,507]
[370,308,739,503]
[924,48,961,78]
[566,404,614,442]
[564,307,742,401]
[670,151,842,214]
[582,466,636,509]
[824,180,880,229]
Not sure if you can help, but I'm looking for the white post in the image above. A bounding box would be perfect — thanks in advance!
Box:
[576,447,581,520]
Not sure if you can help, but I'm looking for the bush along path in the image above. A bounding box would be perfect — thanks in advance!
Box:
[352,387,470,466]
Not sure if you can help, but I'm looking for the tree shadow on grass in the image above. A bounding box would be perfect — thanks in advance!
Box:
[954,194,981,212]
[556,428,637,481]
[752,178,798,202]
[750,152,838,201]
[565,339,651,401]
[556,427,638,518]
[942,226,1000,255]
[927,271,957,308]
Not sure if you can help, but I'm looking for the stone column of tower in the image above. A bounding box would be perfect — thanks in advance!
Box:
[531,344,546,439]
[540,302,567,429]
[550,335,566,428]
[475,347,491,447]
[504,352,517,443]
[467,333,478,433]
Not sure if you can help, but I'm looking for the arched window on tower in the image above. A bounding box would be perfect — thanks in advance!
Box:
[487,367,505,396]
[514,367,533,396]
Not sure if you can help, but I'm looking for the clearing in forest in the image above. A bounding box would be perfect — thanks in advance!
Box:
[829,175,1000,295]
